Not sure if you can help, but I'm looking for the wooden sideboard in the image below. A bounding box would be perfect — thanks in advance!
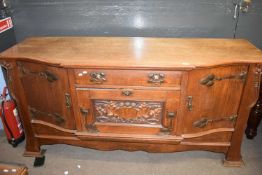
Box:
[1,37,262,167]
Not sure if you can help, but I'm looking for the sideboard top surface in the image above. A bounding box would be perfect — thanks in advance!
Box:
[1,37,262,69]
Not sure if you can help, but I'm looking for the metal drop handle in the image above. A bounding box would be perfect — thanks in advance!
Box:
[148,73,165,85]
[159,111,176,134]
[90,72,106,84]
[187,96,193,111]
[80,108,89,116]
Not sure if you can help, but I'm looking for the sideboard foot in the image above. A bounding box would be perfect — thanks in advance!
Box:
[222,159,244,167]
[23,149,46,157]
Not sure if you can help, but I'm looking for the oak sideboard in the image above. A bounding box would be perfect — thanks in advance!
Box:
[1,37,262,167]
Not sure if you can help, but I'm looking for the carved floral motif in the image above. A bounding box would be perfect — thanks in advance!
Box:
[94,100,163,125]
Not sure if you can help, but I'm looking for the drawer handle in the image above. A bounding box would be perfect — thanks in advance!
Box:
[122,90,133,96]
[148,73,165,85]
[65,93,71,108]
[90,72,106,84]
[80,108,89,116]
[187,96,193,111]
[168,112,176,118]
[159,111,176,135]
[193,114,238,128]
[200,72,247,87]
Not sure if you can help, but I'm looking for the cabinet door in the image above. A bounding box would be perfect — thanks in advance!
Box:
[76,88,180,135]
[180,66,248,134]
[17,61,75,129]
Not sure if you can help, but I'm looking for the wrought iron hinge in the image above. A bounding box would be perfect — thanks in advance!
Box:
[193,114,238,128]
[200,72,247,87]
[17,62,58,83]
[29,106,65,125]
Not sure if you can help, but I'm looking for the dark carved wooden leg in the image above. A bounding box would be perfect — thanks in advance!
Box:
[245,81,262,139]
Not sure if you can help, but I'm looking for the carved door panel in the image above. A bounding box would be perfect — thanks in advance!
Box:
[17,61,75,129]
[179,65,248,134]
[76,88,180,135]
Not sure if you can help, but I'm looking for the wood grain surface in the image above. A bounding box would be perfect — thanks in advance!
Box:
[1,37,262,69]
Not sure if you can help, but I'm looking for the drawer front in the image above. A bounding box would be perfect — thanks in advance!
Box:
[74,69,182,87]
[76,88,180,135]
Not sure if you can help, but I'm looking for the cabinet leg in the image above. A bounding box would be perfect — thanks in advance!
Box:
[23,148,46,158]
[23,138,43,157]
[223,119,247,168]
[223,145,244,167]
[223,158,244,167]
[24,148,46,167]
[223,146,244,167]
[22,134,46,166]
[223,65,262,167]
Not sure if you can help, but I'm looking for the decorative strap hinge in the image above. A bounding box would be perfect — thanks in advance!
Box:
[193,114,238,128]
[200,72,247,87]
[17,62,58,83]
[29,106,65,125]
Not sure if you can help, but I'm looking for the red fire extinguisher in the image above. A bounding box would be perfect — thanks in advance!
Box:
[0,87,24,147]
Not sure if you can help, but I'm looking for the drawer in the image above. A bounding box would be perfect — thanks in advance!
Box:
[77,88,181,101]
[76,88,180,135]
[74,69,182,87]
